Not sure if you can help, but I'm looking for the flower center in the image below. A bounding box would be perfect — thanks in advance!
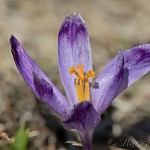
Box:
[69,64,95,102]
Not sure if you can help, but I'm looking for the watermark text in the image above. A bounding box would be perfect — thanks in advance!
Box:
[108,138,149,148]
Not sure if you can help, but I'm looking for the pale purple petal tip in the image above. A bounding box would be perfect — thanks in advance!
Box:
[58,13,92,105]
[10,35,69,116]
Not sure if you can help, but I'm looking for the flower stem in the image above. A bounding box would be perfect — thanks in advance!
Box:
[78,128,94,150]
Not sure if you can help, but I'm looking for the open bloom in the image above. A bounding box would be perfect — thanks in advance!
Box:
[10,13,150,150]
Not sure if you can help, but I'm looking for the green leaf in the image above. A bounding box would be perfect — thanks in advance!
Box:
[11,124,29,150]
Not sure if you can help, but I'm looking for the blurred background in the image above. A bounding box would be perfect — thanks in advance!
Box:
[0,0,150,150]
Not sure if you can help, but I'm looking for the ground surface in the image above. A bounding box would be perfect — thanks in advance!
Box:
[0,0,150,150]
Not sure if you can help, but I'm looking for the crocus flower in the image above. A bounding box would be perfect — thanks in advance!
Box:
[10,13,150,150]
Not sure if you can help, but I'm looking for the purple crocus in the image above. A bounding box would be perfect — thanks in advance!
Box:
[10,13,150,150]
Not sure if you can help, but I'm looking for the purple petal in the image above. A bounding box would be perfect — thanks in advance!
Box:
[58,13,92,105]
[10,35,69,116]
[118,44,150,94]
[91,51,124,114]
[33,73,68,116]
[62,101,100,130]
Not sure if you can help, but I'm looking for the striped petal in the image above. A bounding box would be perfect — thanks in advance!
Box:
[92,44,150,114]
[118,44,150,94]
[92,51,124,114]
[58,13,92,105]
[10,35,69,117]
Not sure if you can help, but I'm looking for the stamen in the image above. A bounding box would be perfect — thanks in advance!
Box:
[69,64,95,102]
[85,70,95,78]
[70,67,77,74]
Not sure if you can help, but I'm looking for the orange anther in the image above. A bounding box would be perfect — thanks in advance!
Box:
[69,64,95,102]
